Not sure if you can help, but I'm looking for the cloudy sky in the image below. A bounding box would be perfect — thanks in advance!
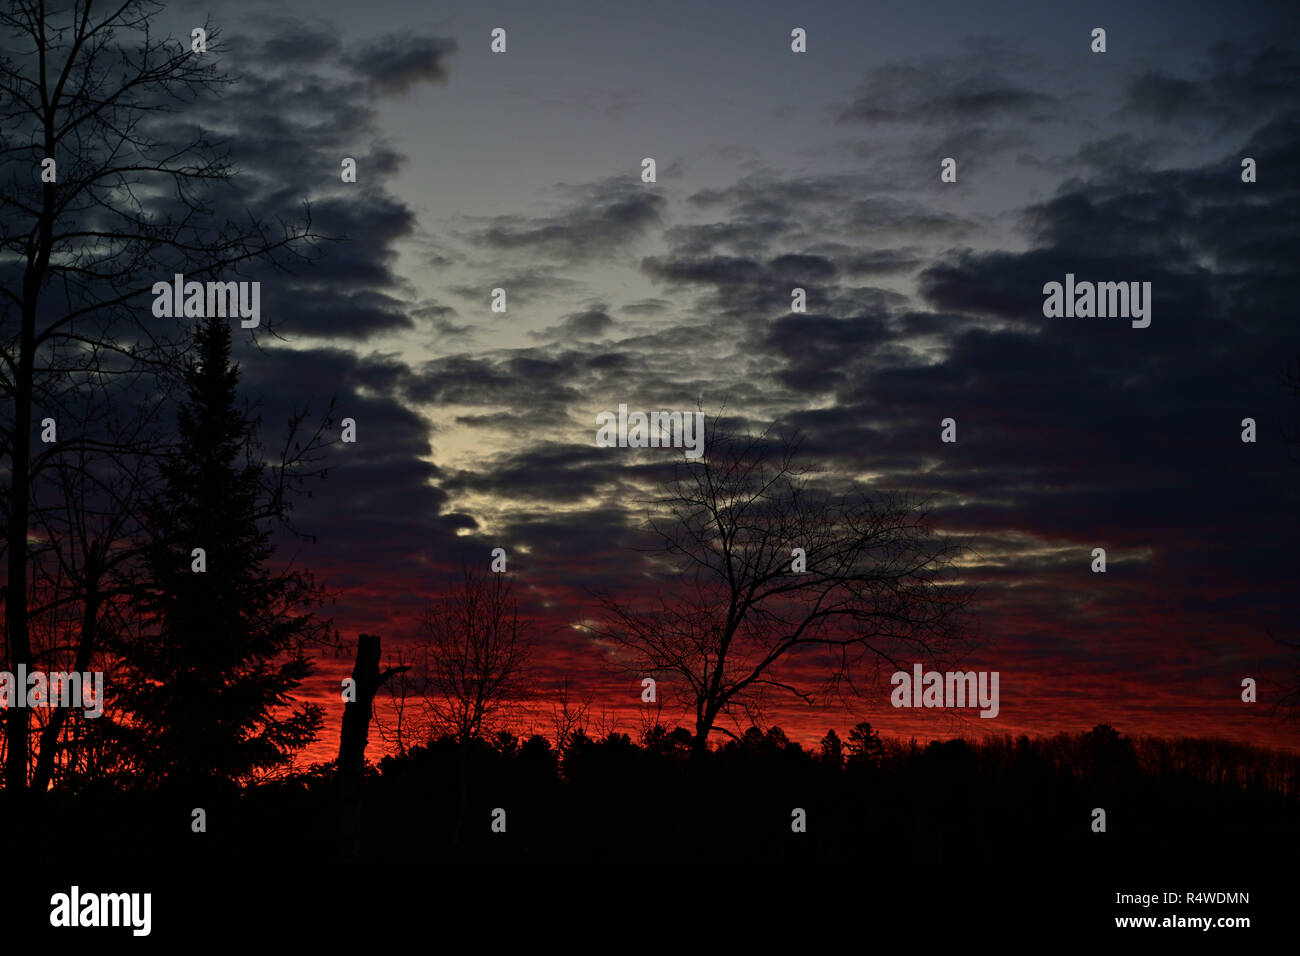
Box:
[156,0,1299,761]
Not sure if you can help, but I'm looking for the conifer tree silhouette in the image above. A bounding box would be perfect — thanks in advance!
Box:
[119,315,323,789]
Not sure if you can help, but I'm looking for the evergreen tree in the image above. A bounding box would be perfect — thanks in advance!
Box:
[120,315,324,789]
[819,728,844,768]
[846,721,884,767]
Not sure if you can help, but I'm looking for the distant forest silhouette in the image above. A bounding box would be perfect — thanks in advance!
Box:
[24,722,1300,868]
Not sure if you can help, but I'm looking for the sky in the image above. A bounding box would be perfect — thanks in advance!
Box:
[150,0,1300,764]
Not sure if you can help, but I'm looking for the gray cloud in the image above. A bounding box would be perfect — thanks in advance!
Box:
[344,34,458,96]
[531,308,616,341]
[836,60,1059,128]
[465,177,665,263]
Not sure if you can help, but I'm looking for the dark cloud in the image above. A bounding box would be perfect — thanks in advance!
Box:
[1122,43,1300,128]
[145,22,460,347]
[836,248,924,276]
[531,308,616,341]
[237,346,461,624]
[664,219,792,257]
[769,254,837,279]
[837,65,1058,125]
[689,172,874,220]
[465,177,665,263]
[840,197,975,239]
[243,21,344,66]
[1124,73,1203,123]
[761,314,890,393]
[343,34,458,96]
[582,351,633,372]
[682,173,975,257]
[621,298,671,315]
[1069,134,1165,176]
[403,351,585,427]
[410,302,469,340]
[441,443,624,503]
[642,252,835,289]
[453,411,537,430]
[641,255,765,288]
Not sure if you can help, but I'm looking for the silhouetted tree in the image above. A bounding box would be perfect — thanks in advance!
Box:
[847,721,884,766]
[0,0,320,795]
[547,676,593,755]
[518,733,557,772]
[116,315,324,789]
[416,568,534,744]
[593,418,972,757]
[642,722,693,759]
[1079,723,1138,784]
[819,728,844,768]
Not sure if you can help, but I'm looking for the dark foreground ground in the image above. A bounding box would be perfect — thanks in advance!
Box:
[5,727,1297,941]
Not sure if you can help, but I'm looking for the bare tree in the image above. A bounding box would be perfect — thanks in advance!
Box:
[590,418,973,757]
[414,568,534,744]
[0,0,322,795]
[372,646,418,756]
[547,676,592,754]
[22,393,153,791]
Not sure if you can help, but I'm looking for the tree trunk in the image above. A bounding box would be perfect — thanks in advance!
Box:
[6,298,37,796]
[31,574,100,792]
[693,705,718,759]
[337,634,404,862]
[7,134,57,796]
[338,634,385,781]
